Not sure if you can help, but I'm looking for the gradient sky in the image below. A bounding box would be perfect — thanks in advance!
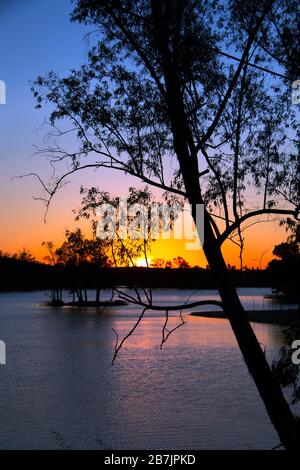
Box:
[0,0,288,268]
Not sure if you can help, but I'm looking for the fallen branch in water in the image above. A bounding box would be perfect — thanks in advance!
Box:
[111,288,224,363]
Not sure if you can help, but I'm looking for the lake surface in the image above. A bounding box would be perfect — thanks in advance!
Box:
[0,288,298,449]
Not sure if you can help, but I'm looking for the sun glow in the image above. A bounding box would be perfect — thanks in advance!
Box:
[135,257,152,268]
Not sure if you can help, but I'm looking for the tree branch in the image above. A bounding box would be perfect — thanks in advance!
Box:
[195,1,274,152]
[102,2,167,100]
[112,307,148,365]
[201,146,230,229]
[160,309,186,349]
[116,292,224,311]
[21,159,187,221]
[219,208,299,244]
[211,46,287,80]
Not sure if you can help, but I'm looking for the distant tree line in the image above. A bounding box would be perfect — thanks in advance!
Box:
[1,240,298,294]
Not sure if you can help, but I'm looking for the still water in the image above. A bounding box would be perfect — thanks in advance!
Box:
[0,288,298,449]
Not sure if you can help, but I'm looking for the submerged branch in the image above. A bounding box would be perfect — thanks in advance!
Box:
[160,309,186,349]
[111,288,224,363]
[112,307,148,365]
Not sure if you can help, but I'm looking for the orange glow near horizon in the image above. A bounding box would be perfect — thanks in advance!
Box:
[0,209,287,269]
[0,167,288,269]
[135,257,153,267]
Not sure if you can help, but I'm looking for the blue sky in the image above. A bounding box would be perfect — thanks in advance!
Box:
[0,0,138,256]
[1,0,87,173]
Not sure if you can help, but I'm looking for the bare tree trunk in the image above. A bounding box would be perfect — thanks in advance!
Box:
[158,42,300,448]
[202,217,300,449]
[77,289,83,303]
[96,288,100,304]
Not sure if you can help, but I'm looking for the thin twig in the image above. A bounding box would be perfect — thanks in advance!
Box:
[111,307,148,365]
[160,309,186,349]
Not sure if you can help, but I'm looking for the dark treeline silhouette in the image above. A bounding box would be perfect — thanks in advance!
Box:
[151,256,191,268]
[268,240,300,301]
[0,249,291,292]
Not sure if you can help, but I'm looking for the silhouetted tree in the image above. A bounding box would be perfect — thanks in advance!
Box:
[31,0,300,448]
[272,327,300,405]
[13,248,36,263]
[268,238,300,300]
[172,256,190,269]
[273,241,300,262]
[150,257,190,268]
[42,241,58,265]
[74,186,156,267]
[165,260,173,269]
[150,258,165,268]
[43,228,110,303]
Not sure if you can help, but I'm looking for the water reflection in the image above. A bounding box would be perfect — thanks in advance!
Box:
[0,288,295,450]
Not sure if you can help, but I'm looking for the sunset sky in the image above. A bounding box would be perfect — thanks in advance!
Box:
[0,0,288,268]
